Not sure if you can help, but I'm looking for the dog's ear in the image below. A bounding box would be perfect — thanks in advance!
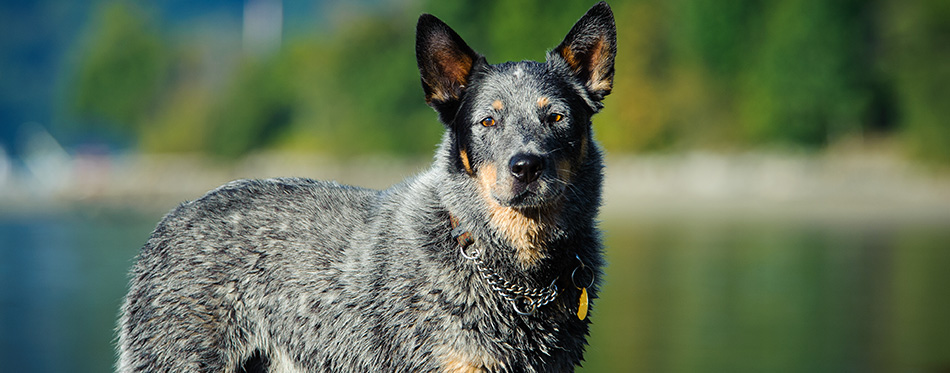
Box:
[550,1,617,104]
[416,14,482,123]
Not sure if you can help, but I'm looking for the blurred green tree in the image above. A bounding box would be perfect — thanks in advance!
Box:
[207,58,297,158]
[69,1,169,133]
[63,0,950,163]
[738,0,870,147]
[879,0,950,163]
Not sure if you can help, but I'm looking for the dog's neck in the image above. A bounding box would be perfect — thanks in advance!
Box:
[448,213,591,318]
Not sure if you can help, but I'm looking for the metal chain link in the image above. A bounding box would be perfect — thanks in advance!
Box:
[461,244,559,315]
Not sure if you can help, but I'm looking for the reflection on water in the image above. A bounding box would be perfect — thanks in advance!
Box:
[1,210,948,372]
[0,210,162,373]
[582,219,950,373]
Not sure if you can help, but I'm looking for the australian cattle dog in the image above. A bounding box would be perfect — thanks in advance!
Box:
[119,2,616,371]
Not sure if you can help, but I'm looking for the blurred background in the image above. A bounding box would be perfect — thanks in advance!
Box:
[1,0,949,371]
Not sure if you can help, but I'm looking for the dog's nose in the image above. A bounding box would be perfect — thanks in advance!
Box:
[509,153,544,183]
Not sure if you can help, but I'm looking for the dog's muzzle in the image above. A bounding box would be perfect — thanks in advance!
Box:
[501,153,565,208]
[509,153,544,185]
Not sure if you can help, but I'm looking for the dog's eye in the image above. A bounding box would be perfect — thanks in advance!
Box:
[548,113,564,123]
[481,117,496,127]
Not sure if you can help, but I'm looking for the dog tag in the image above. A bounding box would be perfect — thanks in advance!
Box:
[577,287,589,320]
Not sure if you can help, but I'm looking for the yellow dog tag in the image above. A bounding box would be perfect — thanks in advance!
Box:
[577,287,589,320]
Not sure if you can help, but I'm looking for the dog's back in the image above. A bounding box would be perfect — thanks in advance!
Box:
[119,178,380,371]
[119,3,616,372]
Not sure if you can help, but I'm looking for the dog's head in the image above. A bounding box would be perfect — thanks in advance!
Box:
[417,2,615,210]
[417,2,615,263]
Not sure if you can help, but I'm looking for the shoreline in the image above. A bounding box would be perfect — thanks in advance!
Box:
[3,151,949,224]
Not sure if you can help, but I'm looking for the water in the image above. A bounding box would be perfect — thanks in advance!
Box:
[0,208,162,373]
[1,208,948,372]
[582,219,950,373]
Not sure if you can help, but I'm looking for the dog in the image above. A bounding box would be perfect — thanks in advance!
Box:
[118,2,615,372]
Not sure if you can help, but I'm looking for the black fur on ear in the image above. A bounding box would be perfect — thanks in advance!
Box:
[549,2,617,105]
[416,14,485,125]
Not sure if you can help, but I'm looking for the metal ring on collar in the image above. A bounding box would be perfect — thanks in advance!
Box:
[512,295,536,315]
[460,243,479,260]
[572,264,595,289]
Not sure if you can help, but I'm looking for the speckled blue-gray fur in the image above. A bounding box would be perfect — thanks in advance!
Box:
[118,2,616,372]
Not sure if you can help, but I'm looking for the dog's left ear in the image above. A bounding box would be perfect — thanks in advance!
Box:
[416,14,483,124]
[550,1,617,106]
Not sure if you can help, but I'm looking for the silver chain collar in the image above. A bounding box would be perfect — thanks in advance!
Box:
[459,243,559,315]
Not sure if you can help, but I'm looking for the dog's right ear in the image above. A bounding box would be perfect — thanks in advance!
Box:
[416,14,482,123]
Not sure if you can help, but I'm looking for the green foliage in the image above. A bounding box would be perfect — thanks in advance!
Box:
[673,0,765,78]
[70,1,168,133]
[879,0,950,163]
[208,58,297,157]
[738,0,869,146]
[65,0,950,163]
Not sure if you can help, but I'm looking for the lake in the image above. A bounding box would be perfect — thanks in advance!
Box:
[2,153,949,372]
[2,208,948,372]
[582,218,950,373]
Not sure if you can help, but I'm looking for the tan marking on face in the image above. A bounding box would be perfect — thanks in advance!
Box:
[440,350,498,373]
[442,359,487,373]
[459,149,473,175]
[476,164,549,267]
[491,99,504,111]
[537,96,550,108]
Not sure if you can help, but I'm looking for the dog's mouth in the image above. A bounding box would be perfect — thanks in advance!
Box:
[476,161,570,210]
[493,178,566,209]
[505,192,550,209]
